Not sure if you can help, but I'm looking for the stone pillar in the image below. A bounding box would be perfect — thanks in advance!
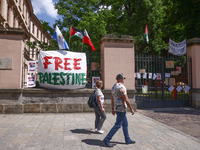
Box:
[100,35,136,90]
[187,38,200,108]
[14,17,19,28]
[8,6,14,27]
[1,0,8,20]
[0,28,27,89]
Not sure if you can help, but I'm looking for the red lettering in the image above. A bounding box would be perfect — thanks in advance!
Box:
[64,58,71,70]
[73,58,82,70]
[54,57,63,70]
[43,56,52,69]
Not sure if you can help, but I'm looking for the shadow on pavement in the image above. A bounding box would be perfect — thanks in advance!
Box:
[111,141,126,145]
[82,139,116,147]
[70,129,95,134]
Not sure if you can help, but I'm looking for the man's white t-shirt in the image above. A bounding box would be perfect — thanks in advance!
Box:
[112,83,127,112]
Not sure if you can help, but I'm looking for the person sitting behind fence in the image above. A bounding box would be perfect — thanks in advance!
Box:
[94,80,106,134]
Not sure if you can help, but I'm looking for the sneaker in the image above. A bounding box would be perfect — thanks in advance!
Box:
[126,139,136,144]
[94,128,97,132]
[96,130,104,134]
[103,139,113,147]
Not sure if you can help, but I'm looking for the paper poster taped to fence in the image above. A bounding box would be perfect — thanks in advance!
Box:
[176,67,182,73]
[184,85,191,92]
[165,78,169,85]
[143,73,147,79]
[137,73,141,79]
[171,71,179,76]
[169,78,175,85]
[168,85,175,92]
[153,73,157,80]
[38,50,87,89]
[156,73,161,80]
[166,61,174,68]
[165,73,170,78]
[92,76,100,89]
[176,85,183,92]
[135,73,137,78]
[149,73,152,79]
[27,75,36,87]
[139,69,146,73]
[28,61,36,73]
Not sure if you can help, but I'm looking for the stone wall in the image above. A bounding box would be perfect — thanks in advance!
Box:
[0,88,137,114]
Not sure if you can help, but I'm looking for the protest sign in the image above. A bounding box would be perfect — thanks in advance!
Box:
[38,50,87,89]
[28,61,36,73]
[27,75,36,87]
[92,76,100,88]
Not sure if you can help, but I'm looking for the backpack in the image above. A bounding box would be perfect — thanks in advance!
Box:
[88,90,98,108]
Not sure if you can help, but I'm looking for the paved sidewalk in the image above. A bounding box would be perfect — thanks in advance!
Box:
[138,107,200,139]
[0,112,200,150]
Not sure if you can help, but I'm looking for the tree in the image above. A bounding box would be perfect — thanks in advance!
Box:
[54,0,199,55]
[55,0,168,55]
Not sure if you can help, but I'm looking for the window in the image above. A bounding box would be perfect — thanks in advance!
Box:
[41,32,43,41]
[32,23,34,34]
[32,48,34,58]
[7,6,10,22]
[37,29,39,38]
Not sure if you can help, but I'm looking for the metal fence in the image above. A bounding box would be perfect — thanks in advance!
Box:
[135,54,192,108]
[70,45,101,88]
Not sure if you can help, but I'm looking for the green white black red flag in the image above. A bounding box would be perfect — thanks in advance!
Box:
[144,25,149,44]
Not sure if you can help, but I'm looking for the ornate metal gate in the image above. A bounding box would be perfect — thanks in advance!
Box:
[135,54,192,108]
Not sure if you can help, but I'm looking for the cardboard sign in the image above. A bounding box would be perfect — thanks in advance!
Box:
[171,71,179,76]
[91,62,98,71]
[28,61,36,73]
[139,69,146,73]
[169,78,175,85]
[92,76,100,88]
[166,61,174,68]
[38,50,87,89]
[27,75,36,87]
[165,78,169,85]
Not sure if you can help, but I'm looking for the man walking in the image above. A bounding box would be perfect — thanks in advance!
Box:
[103,73,135,147]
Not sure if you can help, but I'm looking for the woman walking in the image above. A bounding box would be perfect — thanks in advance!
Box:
[94,80,106,134]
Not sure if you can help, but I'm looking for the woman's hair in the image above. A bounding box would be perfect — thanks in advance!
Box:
[96,80,103,88]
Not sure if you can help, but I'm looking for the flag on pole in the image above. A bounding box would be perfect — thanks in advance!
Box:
[83,29,95,51]
[70,27,84,39]
[53,26,69,50]
[144,25,149,44]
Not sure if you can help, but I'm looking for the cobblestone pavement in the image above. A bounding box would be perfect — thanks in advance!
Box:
[138,107,200,140]
[0,112,200,150]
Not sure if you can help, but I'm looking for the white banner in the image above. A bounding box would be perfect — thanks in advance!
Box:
[38,50,87,89]
[169,39,187,56]
[27,75,36,87]
[28,61,36,73]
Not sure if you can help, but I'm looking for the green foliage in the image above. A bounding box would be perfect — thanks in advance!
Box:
[40,20,54,36]
[26,40,58,51]
[53,0,200,56]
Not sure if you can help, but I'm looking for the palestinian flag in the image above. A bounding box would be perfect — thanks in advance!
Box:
[83,29,95,51]
[70,27,84,39]
[144,25,149,44]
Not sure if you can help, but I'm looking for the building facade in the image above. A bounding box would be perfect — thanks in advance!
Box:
[0,0,52,89]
